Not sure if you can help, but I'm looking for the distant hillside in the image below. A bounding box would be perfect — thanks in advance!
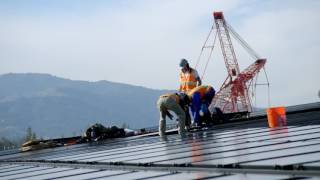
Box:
[0,73,170,139]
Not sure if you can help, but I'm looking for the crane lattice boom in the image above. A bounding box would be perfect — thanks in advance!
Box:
[206,12,267,114]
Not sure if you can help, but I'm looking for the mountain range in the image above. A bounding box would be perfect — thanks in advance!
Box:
[0,73,170,139]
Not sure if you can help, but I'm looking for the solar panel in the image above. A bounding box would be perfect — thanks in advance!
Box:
[1,103,320,179]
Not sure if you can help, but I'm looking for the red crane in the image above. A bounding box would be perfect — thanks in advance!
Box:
[196,12,267,115]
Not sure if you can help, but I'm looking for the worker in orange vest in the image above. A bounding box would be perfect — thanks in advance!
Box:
[187,85,215,126]
[157,93,190,137]
[179,59,202,93]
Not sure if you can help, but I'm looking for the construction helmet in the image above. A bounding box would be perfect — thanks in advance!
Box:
[179,59,188,68]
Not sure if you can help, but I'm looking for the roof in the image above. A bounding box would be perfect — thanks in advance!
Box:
[1,102,320,179]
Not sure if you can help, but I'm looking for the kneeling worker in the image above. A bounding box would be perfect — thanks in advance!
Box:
[187,85,215,126]
[157,93,190,137]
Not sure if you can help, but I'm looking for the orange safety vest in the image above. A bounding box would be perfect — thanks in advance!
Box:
[179,69,197,92]
[187,85,212,99]
[160,93,180,103]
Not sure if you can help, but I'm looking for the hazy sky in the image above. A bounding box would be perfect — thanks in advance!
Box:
[0,0,319,107]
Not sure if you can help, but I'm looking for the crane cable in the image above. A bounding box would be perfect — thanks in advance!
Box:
[254,73,259,108]
[252,67,271,109]
[263,67,271,108]
[201,31,218,81]
[226,22,260,60]
[194,23,219,82]
[227,22,271,108]
[195,25,215,69]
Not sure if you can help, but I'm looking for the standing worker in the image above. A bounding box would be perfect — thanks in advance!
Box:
[157,93,190,137]
[187,85,215,126]
[179,59,202,93]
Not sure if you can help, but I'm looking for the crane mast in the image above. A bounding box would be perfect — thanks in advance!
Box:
[203,12,267,114]
[212,12,251,113]
[214,12,240,78]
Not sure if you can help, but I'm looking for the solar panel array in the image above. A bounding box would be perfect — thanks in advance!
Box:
[1,105,320,179]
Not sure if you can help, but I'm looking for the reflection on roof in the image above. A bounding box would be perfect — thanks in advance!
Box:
[1,102,320,179]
